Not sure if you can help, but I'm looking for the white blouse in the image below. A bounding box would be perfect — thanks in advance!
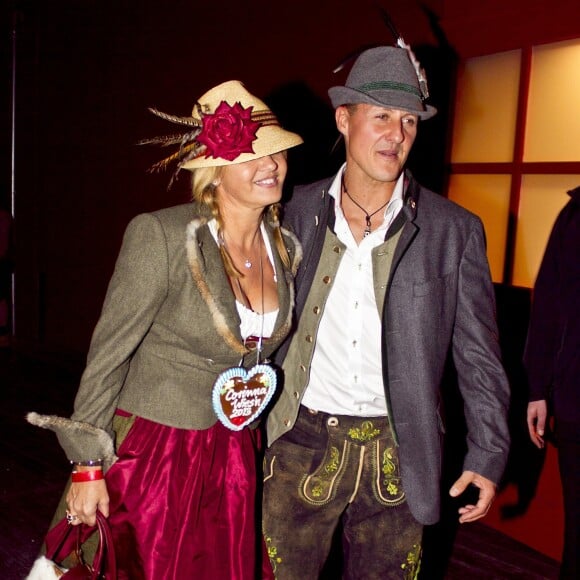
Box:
[208,219,279,339]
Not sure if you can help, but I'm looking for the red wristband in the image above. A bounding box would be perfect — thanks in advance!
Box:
[71,469,104,483]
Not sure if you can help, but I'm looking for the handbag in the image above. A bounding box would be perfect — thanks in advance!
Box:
[26,511,117,579]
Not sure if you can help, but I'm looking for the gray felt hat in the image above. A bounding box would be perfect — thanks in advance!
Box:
[328,46,437,120]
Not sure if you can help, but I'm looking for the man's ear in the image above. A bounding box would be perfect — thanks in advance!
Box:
[335,106,350,137]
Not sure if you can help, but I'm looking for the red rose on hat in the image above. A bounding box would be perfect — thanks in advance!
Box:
[197,101,261,161]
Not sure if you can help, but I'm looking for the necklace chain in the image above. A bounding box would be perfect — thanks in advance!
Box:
[342,177,389,237]
[223,228,260,269]
[224,231,266,362]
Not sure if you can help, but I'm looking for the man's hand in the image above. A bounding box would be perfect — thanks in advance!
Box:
[527,399,548,449]
[449,470,497,523]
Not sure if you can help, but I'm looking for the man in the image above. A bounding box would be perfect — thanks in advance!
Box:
[262,46,510,579]
[525,186,580,580]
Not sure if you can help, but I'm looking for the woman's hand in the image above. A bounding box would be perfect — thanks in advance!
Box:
[66,471,110,526]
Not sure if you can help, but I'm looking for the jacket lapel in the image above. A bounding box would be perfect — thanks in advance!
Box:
[185,217,298,355]
[186,218,246,355]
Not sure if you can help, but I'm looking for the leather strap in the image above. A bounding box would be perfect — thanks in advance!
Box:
[44,511,117,579]
[85,512,117,579]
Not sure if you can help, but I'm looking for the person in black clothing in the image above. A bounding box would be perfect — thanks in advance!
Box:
[525,185,580,580]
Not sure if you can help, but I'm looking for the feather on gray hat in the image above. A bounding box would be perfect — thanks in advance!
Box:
[328,46,437,120]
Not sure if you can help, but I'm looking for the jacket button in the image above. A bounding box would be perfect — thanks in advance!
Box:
[322,276,332,284]
[305,335,313,343]
[313,306,320,314]
[284,419,291,426]
[300,364,306,372]
[293,391,299,399]
[333,245,341,253]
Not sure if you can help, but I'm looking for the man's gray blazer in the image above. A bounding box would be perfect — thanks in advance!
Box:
[267,170,510,525]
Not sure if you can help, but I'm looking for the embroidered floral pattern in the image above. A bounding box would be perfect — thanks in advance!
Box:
[372,441,405,506]
[325,446,340,473]
[311,446,340,497]
[382,447,400,496]
[265,535,282,573]
[348,420,381,442]
[302,442,349,505]
[400,543,422,579]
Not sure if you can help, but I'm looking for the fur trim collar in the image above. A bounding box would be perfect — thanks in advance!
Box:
[185,217,301,359]
[186,217,247,355]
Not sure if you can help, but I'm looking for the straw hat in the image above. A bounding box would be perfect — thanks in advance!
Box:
[328,46,437,120]
[140,80,303,174]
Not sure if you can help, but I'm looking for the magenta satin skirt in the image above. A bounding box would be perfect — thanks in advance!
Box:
[102,413,274,579]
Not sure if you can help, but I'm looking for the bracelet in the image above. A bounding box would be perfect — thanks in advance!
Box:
[70,459,104,467]
[71,469,104,483]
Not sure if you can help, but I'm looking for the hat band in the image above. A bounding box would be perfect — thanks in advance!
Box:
[250,110,279,124]
[355,81,422,99]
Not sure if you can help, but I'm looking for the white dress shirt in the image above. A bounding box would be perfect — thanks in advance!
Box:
[301,164,404,416]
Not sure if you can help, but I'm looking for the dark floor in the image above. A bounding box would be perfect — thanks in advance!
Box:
[1,346,560,579]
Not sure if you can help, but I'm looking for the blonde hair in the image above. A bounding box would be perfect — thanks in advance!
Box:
[190,167,291,278]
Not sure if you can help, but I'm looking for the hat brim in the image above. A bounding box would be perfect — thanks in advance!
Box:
[328,86,437,120]
[180,125,303,170]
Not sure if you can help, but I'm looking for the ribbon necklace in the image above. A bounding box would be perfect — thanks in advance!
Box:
[342,176,389,237]
[211,229,277,431]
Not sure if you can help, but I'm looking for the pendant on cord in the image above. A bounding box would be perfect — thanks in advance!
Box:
[212,363,277,430]
[364,216,372,237]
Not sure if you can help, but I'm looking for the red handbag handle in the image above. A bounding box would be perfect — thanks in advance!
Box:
[45,511,117,579]
[87,511,117,579]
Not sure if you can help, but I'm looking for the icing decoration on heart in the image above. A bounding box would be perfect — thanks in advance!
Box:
[212,364,277,431]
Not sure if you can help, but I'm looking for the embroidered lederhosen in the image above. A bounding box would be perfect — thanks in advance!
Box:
[263,406,422,580]
[264,226,422,579]
[299,409,405,508]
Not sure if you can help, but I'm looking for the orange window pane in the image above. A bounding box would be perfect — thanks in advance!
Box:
[513,175,579,288]
[524,39,580,162]
[447,174,511,282]
[451,50,521,163]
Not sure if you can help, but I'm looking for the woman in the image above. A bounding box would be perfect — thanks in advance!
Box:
[28,80,303,579]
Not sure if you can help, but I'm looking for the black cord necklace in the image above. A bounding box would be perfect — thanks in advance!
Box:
[342,176,389,237]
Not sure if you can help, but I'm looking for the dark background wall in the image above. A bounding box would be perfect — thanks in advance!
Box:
[2,0,449,354]
[3,0,580,356]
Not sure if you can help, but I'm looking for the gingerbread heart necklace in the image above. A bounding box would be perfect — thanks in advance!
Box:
[212,233,277,431]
